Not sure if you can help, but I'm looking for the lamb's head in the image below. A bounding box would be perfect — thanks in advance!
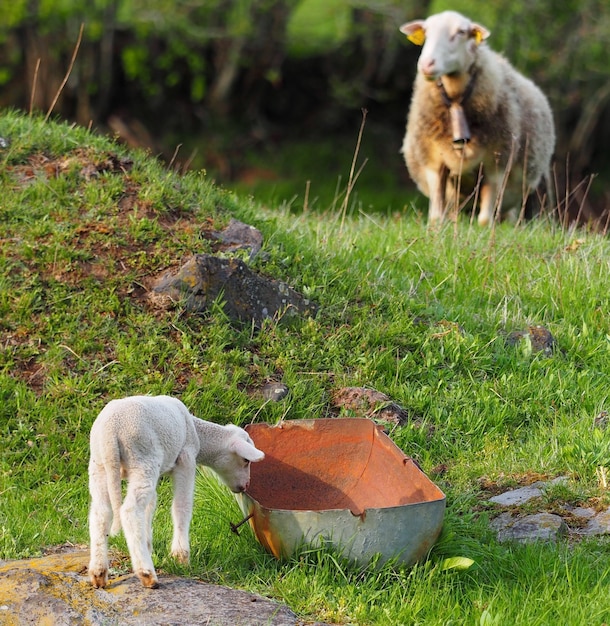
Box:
[400,11,490,80]
[212,425,265,493]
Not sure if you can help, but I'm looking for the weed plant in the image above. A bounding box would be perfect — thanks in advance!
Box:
[1,110,610,624]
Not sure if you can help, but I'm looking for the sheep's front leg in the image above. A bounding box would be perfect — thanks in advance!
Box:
[121,472,160,589]
[170,453,196,565]
[425,165,449,224]
[88,461,113,589]
[478,176,499,226]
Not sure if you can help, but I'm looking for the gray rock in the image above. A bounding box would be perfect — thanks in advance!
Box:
[213,219,264,260]
[151,254,317,327]
[491,512,568,543]
[487,477,581,543]
[489,512,514,532]
[567,506,597,520]
[487,477,610,541]
[0,548,302,626]
[488,477,568,506]
[262,382,290,401]
[579,508,610,536]
[488,484,545,506]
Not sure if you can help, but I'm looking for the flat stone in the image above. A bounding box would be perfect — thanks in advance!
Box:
[489,484,545,506]
[492,513,568,543]
[489,512,514,533]
[568,506,597,520]
[579,508,610,536]
[0,548,302,626]
[488,477,568,506]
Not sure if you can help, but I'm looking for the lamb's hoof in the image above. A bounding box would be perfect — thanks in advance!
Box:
[138,570,159,589]
[89,569,108,589]
[171,549,190,565]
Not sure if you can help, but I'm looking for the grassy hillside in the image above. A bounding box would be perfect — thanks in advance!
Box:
[1,110,610,625]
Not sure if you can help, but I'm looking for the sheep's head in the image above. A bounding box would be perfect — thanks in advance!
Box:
[212,425,265,493]
[400,11,489,80]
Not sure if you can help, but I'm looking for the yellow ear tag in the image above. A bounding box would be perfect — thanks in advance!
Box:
[407,28,426,46]
[474,30,483,45]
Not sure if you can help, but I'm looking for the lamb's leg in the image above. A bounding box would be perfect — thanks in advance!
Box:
[144,489,157,555]
[425,165,449,224]
[170,454,196,565]
[88,461,113,588]
[121,472,160,589]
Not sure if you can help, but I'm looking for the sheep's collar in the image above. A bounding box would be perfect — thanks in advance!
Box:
[437,69,478,148]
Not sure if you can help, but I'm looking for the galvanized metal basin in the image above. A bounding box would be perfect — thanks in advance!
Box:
[236,418,446,566]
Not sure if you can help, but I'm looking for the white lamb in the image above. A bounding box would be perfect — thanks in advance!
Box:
[87,395,264,589]
[400,10,555,225]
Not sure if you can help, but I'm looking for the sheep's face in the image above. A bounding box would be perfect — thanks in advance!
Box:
[213,427,265,493]
[400,11,490,80]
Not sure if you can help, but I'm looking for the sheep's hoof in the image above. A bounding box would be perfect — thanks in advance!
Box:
[138,570,159,589]
[89,569,108,589]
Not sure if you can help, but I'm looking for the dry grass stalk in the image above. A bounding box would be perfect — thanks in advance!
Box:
[45,22,84,122]
[340,108,368,232]
[29,58,41,116]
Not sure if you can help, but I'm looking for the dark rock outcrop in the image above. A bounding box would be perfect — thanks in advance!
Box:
[151,254,317,327]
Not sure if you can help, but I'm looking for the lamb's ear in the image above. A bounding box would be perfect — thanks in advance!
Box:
[399,21,426,46]
[471,24,490,45]
[231,438,265,462]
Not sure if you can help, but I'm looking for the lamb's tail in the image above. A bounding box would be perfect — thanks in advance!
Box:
[104,440,123,536]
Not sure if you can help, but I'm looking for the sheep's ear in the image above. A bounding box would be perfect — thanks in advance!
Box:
[231,438,265,462]
[471,24,490,45]
[399,21,426,46]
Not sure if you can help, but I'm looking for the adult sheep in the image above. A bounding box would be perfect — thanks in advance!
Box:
[88,395,264,589]
[399,10,555,225]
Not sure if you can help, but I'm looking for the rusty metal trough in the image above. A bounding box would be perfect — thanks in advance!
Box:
[236,418,446,566]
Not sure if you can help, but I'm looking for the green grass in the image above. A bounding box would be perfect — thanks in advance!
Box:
[2,109,610,625]
[231,129,413,215]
